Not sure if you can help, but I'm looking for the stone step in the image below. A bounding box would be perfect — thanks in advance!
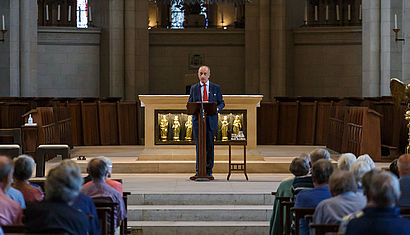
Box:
[128,221,269,235]
[127,193,274,205]
[127,205,272,221]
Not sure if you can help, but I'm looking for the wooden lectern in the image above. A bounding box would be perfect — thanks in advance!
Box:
[187,102,217,181]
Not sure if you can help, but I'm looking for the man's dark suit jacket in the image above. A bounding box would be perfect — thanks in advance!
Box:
[188,82,225,132]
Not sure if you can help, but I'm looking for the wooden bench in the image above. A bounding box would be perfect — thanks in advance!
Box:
[309,223,339,235]
[35,144,70,177]
[291,207,315,235]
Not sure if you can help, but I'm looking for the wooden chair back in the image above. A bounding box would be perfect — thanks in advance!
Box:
[96,206,111,235]
[275,196,290,235]
[309,223,339,235]
[93,197,119,235]
[291,207,315,235]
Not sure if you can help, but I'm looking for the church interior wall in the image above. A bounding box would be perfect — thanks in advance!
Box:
[36,27,101,97]
[0,0,11,96]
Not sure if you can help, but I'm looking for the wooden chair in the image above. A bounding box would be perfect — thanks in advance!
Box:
[96,206,111,235]
[93,197,119,235]
[291,207,315,235]
[35,144,70,177]
[282,200,295,235]
[0,144,20,158]
[276,196,291,235]
[309,223,339,235]
[122,191,131,234]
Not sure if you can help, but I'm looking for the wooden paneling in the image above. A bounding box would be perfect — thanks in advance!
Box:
[98,102,119,145]
[257,102,278,145]
[81,102,100,145]
[278,102,298,145]
[68,103,83,146]
[315,101,334,145]
[296,102,317,145]
[117,102,138,145]
[0,102,30,128]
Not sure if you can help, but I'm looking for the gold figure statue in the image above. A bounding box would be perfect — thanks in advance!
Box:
[233,115,242,136]
[185,116,193,141]
[160,115,168,141]
[221,115,229,141]
[172,115,181,141]
[390,78,410,153]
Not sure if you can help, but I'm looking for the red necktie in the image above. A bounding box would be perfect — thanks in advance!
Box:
[203,83,208,101]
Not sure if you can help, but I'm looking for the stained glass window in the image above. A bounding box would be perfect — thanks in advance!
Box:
[170,0,208,29]
[77,0,88,28]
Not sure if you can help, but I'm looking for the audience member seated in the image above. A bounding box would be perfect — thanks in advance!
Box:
[23,161,90,235]
[397,154,410,207]
[0,156,22,226]
[345,172,410,235]
[389,159,399,178]
[313,171,366,225]
[59,160,101,235]
[269,156,310,235]
[81,158,127,233]
[337,153,356,171]
[338,169,380,234]
[291,148,330,199]
[6,187,26,209]
[84,156,123,196]
[357,154,375,169]
[12,155,43,202]
[294,159,334,235]
[350,161,371,193]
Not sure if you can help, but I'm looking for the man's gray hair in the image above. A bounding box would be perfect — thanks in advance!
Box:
[289,157,310,176]
[357,154,375,169]
[310,148,330,163]
[369,171,400,207]
[97,156,113,174]
[329,170,358,196]
[13,155,35,181]
[88,158,108,179]
[45,160,83,202]
[337,153,357,171]
[0,156,13,182]
[350,160,372,187]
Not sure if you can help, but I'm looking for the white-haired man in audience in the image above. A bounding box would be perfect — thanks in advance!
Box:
[81,158,126,234]
[344,172,410,234]
[349,160,371,193]
[291,148,330,198]
[357,154,375,169]
[313,170,366,225]
[0,155,22,226]
[398,154,410,207]
[23,159,90,234]
[84,156,123,195]
[337,153,356,171]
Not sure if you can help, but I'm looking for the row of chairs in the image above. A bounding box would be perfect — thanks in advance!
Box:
[272,192,410,235]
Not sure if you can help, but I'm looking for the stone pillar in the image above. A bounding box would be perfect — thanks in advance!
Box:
[20,0,38,97]
[362,0,380,97]
[0,0,11,96]
[108,0,124,98]
[135,0,149,95]
[259,0,271,100]
[9,0,20,96]
[270,0,287,98]
[402,0,410,82]
[124,0,136,101]
[244,1,260,95]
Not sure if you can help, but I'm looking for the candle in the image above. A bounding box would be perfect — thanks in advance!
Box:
[326,5,329,21]
[221,7,224,24]
[304,3,308,22]
[88,6,92,22]
[2,15,5,31]
[336,5,340,21]
[68,5,71,22]
[46,4,49,21]
[314,5,318,21]
[348,4,351,21]
[359,4,362,20]
[58,5,61,21]
[395,14,398,29]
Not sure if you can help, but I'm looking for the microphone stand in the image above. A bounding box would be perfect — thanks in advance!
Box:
[196,84,209,181]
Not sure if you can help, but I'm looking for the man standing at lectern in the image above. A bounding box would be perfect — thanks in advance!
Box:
[189,65,225,180]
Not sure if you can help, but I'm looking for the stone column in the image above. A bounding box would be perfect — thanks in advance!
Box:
[402,0,410,82]
[245,0,260,95]
[362,0,380,96]
[259,0,271,100]
[20,0,38,97]
[270,0,287,98]
[0,0,11,96]
[108,0,124,98]
[9,0,20,96]
[124,0,136,101]
[135,0,149,95]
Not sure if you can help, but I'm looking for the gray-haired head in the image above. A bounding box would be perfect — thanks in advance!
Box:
[350,160,372,188]
[329,170,358,196]
[13,155,35,181]
[369,171,400,208]
[289,157,310,176]
[337,153,356,171]
[312,159,334,185]
[361,169,381,196]
[97,156,113,175]
[0,156,13,186]
[45,160,83,202]
[310,148,330,164]
[357,154,375,169]
[87,158,108,180]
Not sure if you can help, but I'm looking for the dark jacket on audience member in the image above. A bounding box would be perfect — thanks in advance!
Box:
[345,207,410,235]
[72,193,101,235]
[23,200,90,235]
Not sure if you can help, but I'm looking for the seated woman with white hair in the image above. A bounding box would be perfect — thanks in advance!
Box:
[338,153,357,171]
[12,155,43,203]
[350,160,372,193]
[357,154,375,169]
